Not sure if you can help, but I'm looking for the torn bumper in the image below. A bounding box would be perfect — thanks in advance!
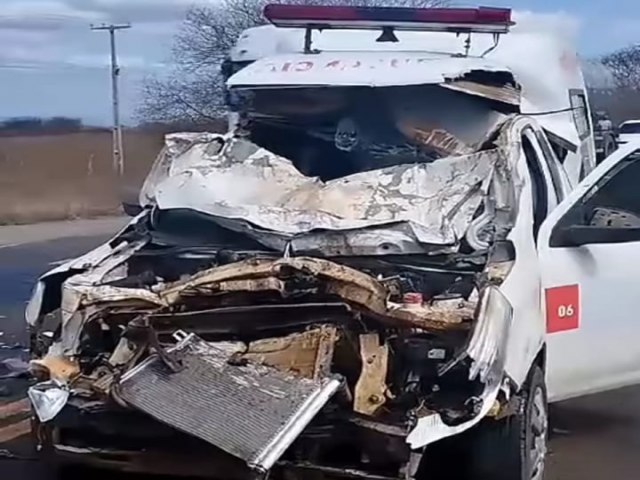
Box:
[29,251,515,478]
[40,398,249,479]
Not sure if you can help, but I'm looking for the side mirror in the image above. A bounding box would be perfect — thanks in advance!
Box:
[122,201,143,217]
[551,225,640,247]
[119,185,143,217]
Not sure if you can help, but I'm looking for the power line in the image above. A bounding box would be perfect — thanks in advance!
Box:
[91,23,131,177]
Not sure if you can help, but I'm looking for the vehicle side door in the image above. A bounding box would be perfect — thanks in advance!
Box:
[538,143,640,401]
[525,126,573,202]
[500,119,565,387]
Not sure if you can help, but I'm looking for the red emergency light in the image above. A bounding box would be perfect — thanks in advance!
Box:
[263,4,514,34]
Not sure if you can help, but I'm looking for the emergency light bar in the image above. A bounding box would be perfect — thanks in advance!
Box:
[263,4,514,34]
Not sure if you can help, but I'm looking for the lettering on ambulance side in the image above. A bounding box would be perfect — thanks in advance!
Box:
[260,57,431,74]
[545,284,580,334]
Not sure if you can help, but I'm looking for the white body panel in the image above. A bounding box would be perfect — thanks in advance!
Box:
[25,128,640,457]
[499,119,563,387]
[618,133,640,145]
[27,14,640,454]
[226,12,625,398]
[492,127,640,402]
[618,121,640,146]
[538,141,640,402]
[229,12,596,183]
[227,51,510,88]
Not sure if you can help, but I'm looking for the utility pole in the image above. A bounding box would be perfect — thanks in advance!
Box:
[91,23,131,177]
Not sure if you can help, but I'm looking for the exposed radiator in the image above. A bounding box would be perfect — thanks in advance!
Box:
[117,333,341,472]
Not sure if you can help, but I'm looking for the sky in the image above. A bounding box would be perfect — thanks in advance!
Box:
[0,0,638,125]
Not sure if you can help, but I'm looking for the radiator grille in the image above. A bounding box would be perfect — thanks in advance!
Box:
[118,335,341,471]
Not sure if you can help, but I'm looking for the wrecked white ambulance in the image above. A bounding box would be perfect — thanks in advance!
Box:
[25,5,634,480]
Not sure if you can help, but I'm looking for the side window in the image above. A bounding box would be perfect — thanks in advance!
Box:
[531,130,567,202]
[569,89,591,141]
[522,135,549,239]
[544,129,574,165]
[579,150,640,227]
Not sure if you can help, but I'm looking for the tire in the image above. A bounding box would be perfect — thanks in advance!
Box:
[415,366,548,480]
[466,365,548,480]
[602,138,616,161]
[32,422,91,479]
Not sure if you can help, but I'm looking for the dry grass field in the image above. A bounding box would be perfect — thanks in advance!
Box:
[0,130,164,224]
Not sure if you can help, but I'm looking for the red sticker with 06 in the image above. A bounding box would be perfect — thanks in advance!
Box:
[545,285,580,334]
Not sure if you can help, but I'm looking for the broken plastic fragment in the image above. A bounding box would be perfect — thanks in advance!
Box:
[437,286,512,381]
[408,288,513,448]
[28,380,69,422]
[407,379,501,448]
[467,286,513,383]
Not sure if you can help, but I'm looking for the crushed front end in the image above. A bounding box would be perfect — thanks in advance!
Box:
[28,245,513,479]
[26,79,520,479]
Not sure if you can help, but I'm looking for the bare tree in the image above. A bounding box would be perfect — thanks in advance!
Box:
[583,46,640,124]
[138,0,450,124]
[601,44,640,89]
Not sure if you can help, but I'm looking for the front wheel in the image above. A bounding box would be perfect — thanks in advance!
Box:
[416,366,548,480]
[468,365,548,480]
[601,138,617,163]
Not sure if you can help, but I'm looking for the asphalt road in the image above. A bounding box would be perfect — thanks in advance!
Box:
[1,221,639,479]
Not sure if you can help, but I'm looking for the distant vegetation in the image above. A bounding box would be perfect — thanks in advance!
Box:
[0,117,230,138]
[0,117,107,136]
[135,118,227,134]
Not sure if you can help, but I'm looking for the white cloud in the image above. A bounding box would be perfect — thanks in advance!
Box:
[0,1,105,28]
[0,0,204,121]
[0,0,192,69]
[65,0,216,23]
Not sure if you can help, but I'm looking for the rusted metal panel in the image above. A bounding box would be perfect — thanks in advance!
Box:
[242,326,338,379]
[387,298,476,327]
[353,334,389,416]
[147,303,353,335]
[160,257,475,331]
[313,325,338,379]
[30,355,80,383]
[42,253,476,358]
[442,80,521,106]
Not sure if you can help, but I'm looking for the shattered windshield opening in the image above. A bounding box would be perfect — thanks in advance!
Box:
[238,84,509,180]
[136,82,517,257]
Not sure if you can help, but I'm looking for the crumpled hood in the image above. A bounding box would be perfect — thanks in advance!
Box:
[145,134,501,251]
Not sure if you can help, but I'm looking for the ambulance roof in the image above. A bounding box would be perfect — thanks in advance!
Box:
[227,11,587,146]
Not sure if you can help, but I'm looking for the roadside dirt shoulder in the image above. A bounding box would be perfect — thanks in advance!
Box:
[0,216,128,249]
